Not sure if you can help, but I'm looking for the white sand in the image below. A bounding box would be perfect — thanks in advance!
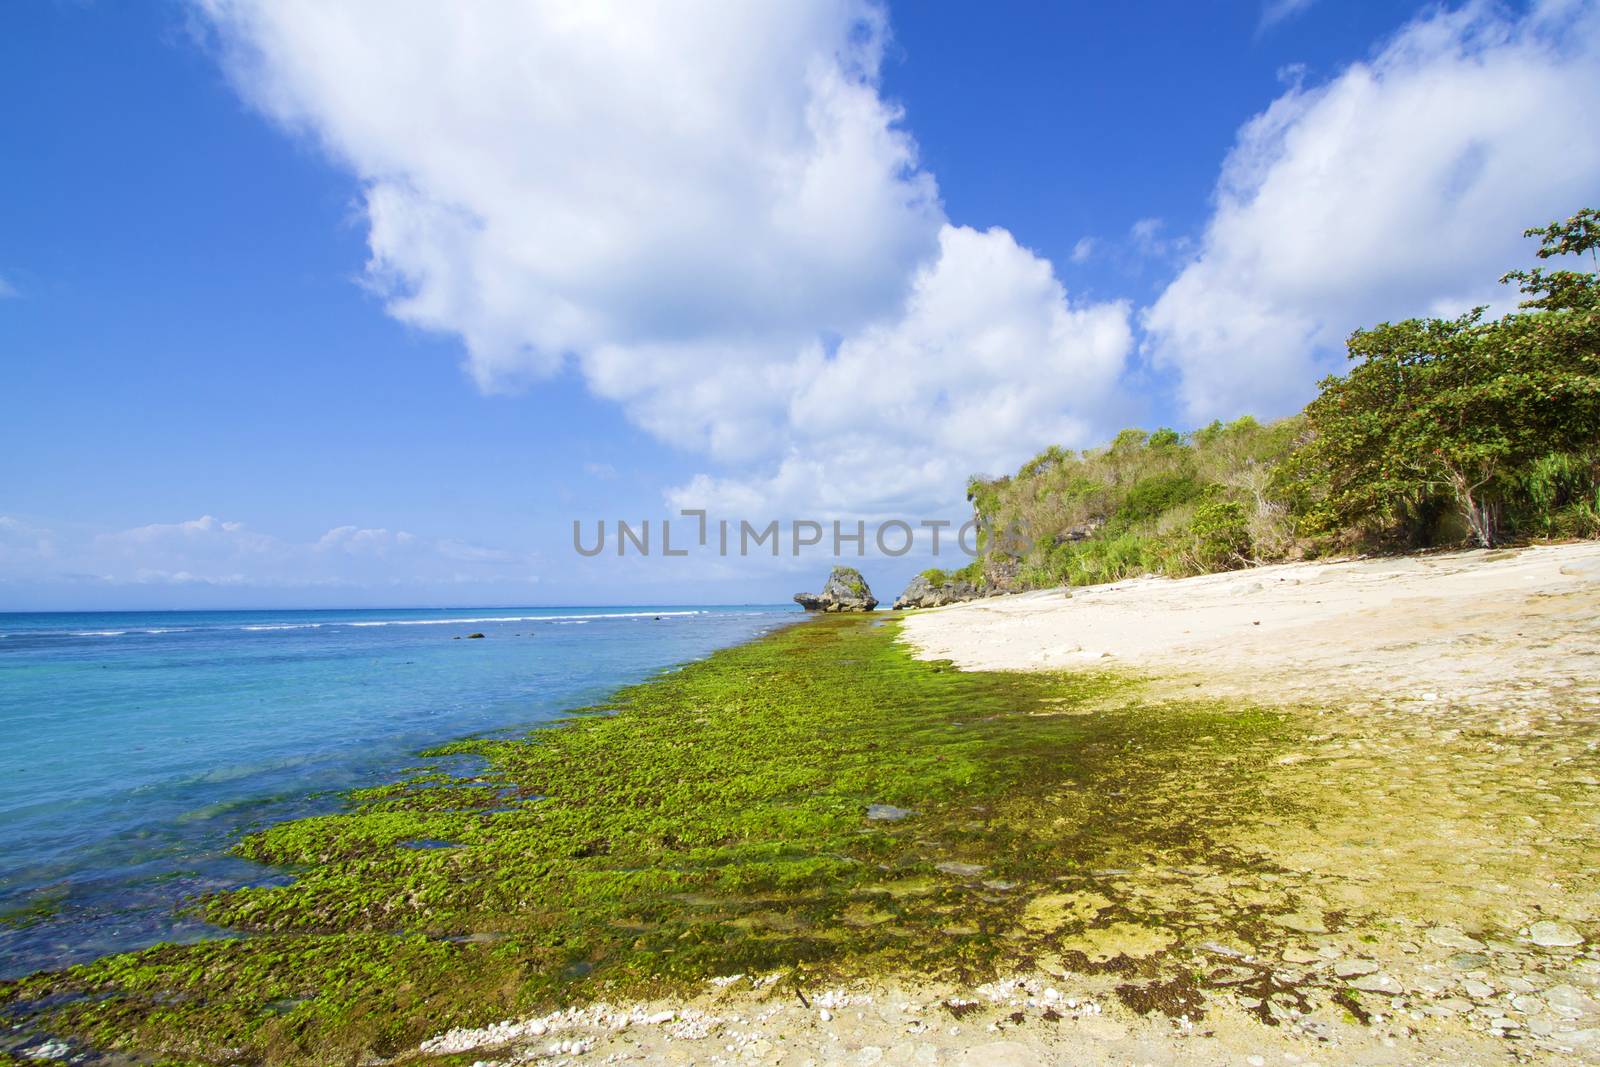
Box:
[900,541,1600,708]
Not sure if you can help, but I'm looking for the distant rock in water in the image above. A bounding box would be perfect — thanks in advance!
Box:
[892,572,984,610]
[465,632,486,639]
[793,566,878,612]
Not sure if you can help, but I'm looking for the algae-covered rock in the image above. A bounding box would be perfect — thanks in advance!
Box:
[793,566,878,612]
[892,572,984,610]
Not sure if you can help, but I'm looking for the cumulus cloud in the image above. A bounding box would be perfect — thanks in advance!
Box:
[194,0,1134,515]
[671,225,1131,516]
[1144,0,1600,422]
[199,1,939,381]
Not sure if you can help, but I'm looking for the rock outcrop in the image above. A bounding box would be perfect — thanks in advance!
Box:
[793,566,878,612]
[1055,519,1105,544]
[980,555,1024,595]
[892,572,984,610]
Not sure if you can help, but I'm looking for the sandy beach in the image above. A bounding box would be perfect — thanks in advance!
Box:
[900,541,1600,710]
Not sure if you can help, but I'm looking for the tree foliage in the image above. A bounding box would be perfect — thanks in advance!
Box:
[1293,209,1600,547]
[969,208,1599,588]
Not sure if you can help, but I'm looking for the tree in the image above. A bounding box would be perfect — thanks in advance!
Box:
[1502,208,1600,310]
[1294,209,1600,548]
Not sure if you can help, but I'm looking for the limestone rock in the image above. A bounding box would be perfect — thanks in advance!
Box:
[1055,520,1105,543]
[793,566,878,612]
[892,572,984,609]
[1527,920,1583,947]
[981,554,1024,594]
[1544,984,1594,1015]
[1334,959,1379,978]
[1349,972,1402,994]
[1428,927,1485,950]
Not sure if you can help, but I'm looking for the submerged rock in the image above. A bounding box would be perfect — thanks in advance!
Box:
[892,572,984,610]
[793,566,878,612]
[866,803,913,821]
[936,861,986,878]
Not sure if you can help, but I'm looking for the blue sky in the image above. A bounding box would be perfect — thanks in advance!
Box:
[2,0,1596,609]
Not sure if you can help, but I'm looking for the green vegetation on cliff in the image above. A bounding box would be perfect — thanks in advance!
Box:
[966,208,1600,591]
[2,617,1296,1065]
[968,415,1302,589]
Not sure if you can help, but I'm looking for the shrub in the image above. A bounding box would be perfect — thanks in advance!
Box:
[1113,472,1208,530]
[1190,499,1252,570]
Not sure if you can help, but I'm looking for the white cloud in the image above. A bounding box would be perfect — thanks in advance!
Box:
[1144,0,1600,422]
[1070,237,1095,263]
[112,514,275,551]
[670,225,1131,516]
[1261,0,1317,32]
[195,0,1134,515]
[199,1,939,385]
[1129,217,1171,257]
[0,516,55,562]
[0,276,18,299]
[435,539,520,565]
[314,525,417,554]
[0,515,540,593]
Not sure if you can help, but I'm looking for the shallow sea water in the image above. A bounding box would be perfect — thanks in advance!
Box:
[0,605,791,976]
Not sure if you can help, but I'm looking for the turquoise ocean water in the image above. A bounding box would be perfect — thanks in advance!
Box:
[0,605,793,978]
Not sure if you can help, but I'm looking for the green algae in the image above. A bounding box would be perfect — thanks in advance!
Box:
[0,890,66,931]
[1,615,1298,1065]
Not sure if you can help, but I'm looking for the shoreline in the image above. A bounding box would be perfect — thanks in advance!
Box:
[0,606,791,982]
[3,549,1599,1064]
[4,615,1290,1062]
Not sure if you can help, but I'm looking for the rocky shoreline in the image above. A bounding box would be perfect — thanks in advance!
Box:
[793,565,994,612]
[890,572,986,610]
